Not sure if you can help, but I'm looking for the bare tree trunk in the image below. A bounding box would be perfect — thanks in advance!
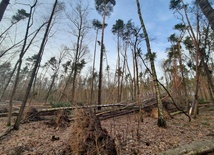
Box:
[0,0,10,21]
[7,2,36,126]
[197,0,214,30]
[13,0,58,130]
[177,40,189,109]
[98,3,106,110]
[193,48,200,118]
[136,0,166,127]
[90,29,98,105]
[120,42,128,101]
[58,70,74,102]
[117,33,121,102]
[132,50,137,100]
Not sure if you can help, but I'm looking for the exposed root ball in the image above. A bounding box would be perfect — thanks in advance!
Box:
[22,106,41,122]
[46,110,70,128]
[70,109,117,155]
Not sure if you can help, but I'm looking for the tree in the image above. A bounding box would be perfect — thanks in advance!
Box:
[197,0,214,30]
[170,0,214,118]
[44,51,66,104]
[7,3,37,126]
[0,0,10,21]
[95,0,116,109]
[167,25,189,109]
[112,19,124,102]
[90,19,107,104]
[66,0,90,102]
[136,0,166,127]
[13,0,58,130]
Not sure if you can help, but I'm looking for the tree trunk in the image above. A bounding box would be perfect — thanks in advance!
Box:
[44,73,57,104]
[13,0,57,130]
[7,2,35,126]
[90,29,98,105]
[193,44,200,118]
[136,0,166,127]
[177,40,189,109]
[117,31,121,103]
[58,70,73,102]
[98,3,107,110]
[0,0,10,21]
[197,0,214,30]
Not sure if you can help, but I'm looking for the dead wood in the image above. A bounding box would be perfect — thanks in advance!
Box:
[70,109,117,155]
[0,126,13,140]
[157,140,214,155]
[22,106,41,123]
[46,110,70,128]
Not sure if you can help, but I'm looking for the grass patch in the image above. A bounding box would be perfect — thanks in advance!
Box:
[50,101,71,108]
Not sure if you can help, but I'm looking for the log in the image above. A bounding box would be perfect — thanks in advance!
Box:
[157,140,214,155]
[0,96,158,118]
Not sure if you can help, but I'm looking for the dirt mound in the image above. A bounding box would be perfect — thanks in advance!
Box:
[22,106,41,122]
[150,107,172,119]
[70,109,117,155]
[46,110,71,128]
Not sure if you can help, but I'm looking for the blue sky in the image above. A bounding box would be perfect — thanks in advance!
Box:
[1,0,183,78]
[88,0,180,76]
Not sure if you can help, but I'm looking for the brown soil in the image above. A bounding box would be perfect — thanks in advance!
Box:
[0,106,213,155]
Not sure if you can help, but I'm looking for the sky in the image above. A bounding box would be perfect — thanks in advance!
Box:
[88,0,180,76]
[1,0,186,78]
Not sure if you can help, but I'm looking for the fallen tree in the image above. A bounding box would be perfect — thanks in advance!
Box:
[157,140,214,155]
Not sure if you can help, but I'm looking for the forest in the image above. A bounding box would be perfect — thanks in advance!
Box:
[0,0,214,154]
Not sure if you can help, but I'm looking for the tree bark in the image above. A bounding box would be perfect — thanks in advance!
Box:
[98,3,107,110]
[0,0,10,21]
[136,0,166,127]
[197,0,214,30]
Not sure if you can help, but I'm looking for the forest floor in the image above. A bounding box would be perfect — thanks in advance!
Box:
[0,104,213,155]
